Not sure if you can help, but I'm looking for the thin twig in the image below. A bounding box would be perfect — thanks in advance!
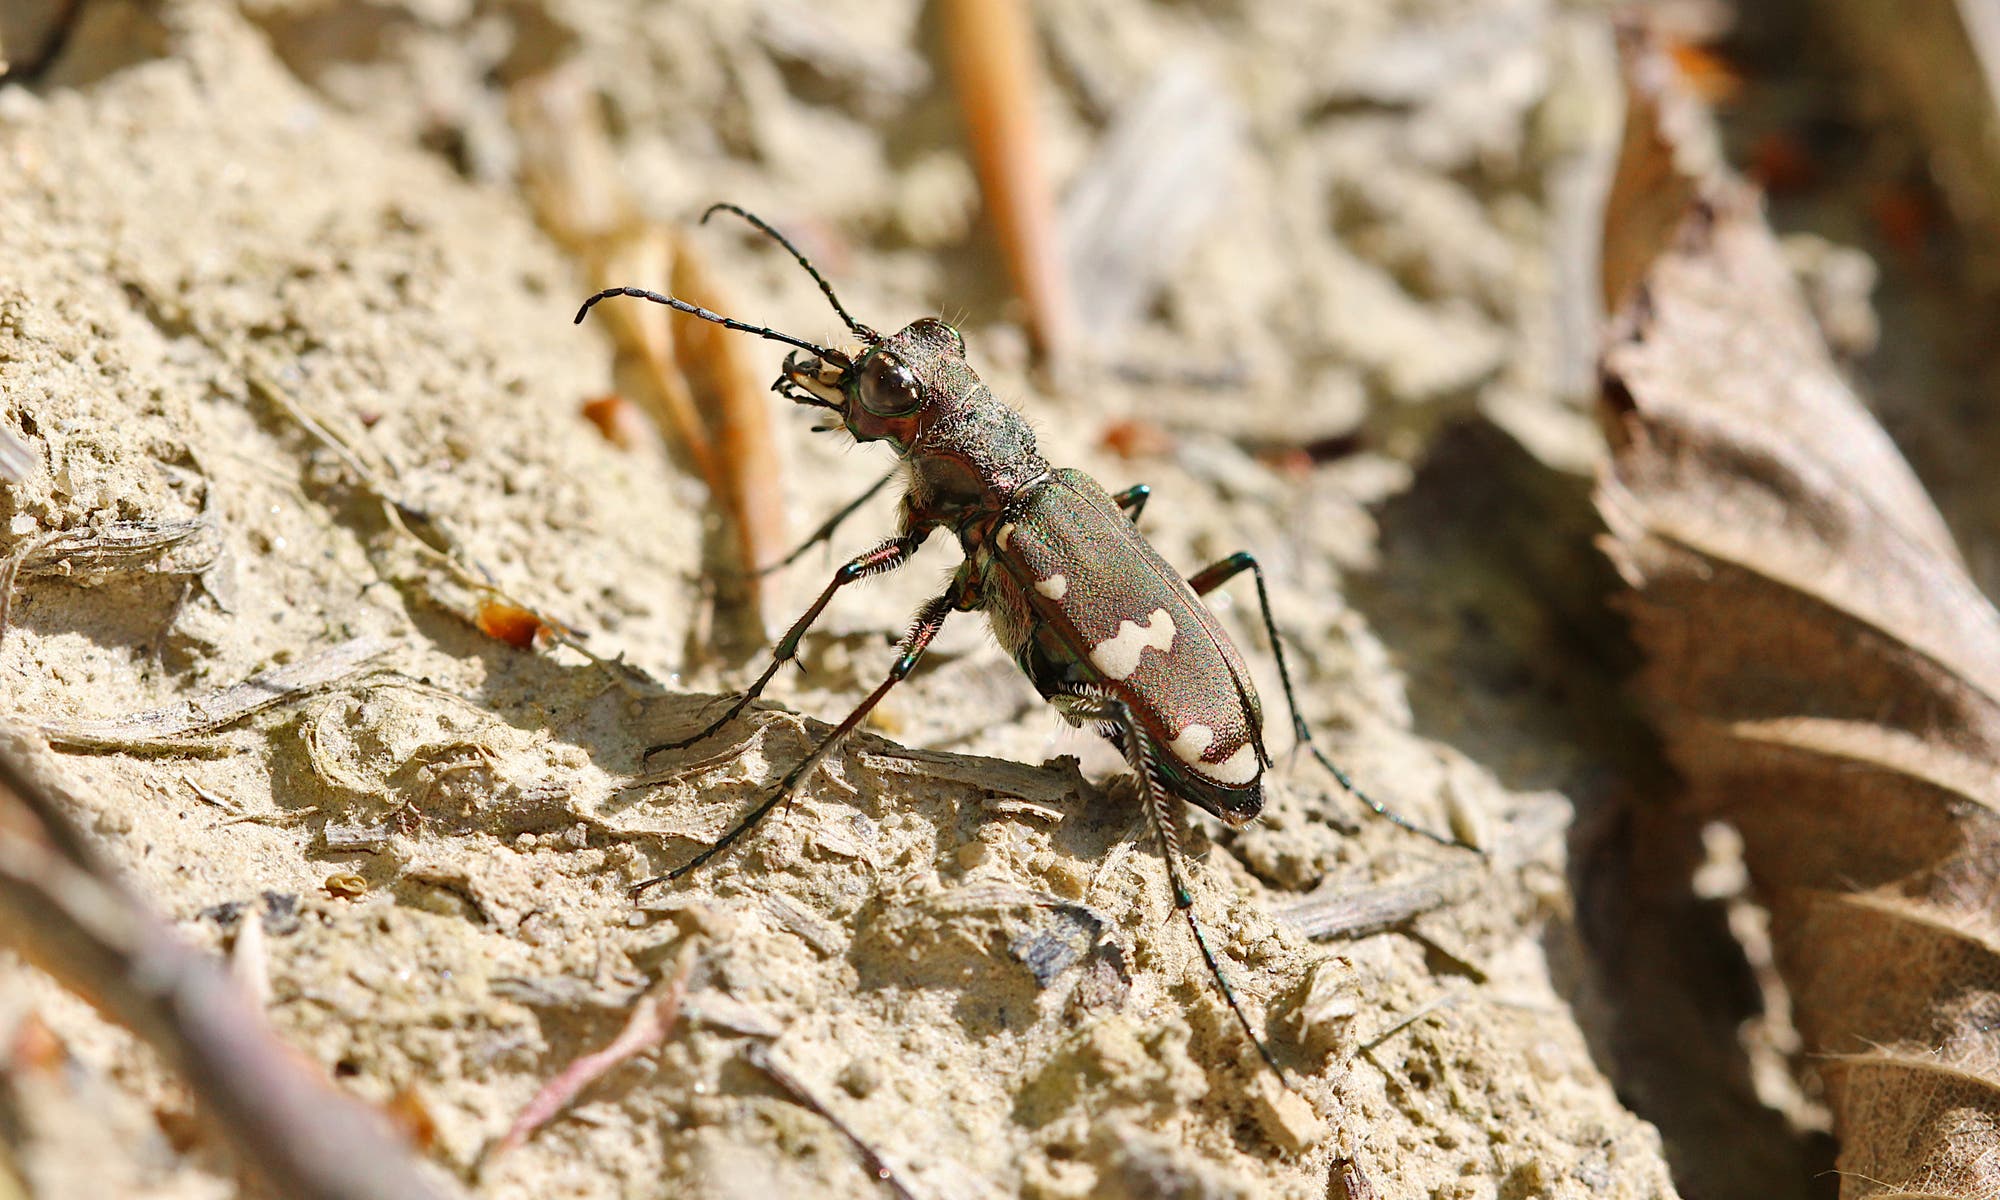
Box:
[38,635,392,753]
[743,1043,921,1200]
[0,719,455,1200]
[483,942,698,1166]
[1271,798,1567,940]
[1354,990,1462,1058]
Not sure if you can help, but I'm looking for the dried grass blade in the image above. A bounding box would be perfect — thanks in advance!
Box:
[0,719,455,1200]
[942,0,1073,369]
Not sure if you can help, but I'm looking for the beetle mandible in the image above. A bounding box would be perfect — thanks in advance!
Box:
[576,204,1458,1073]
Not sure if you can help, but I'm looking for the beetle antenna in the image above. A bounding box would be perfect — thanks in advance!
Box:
[701,203,877,343]
[573,287,839,361]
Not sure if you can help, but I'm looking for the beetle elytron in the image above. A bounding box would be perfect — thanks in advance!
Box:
[576,205,1456,1073]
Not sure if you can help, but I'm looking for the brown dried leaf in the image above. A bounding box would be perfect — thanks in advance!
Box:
[1597,41,2000,1199]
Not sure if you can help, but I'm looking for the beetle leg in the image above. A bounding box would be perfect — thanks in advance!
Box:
[1110,483,1150,524]
[756,468,900,577]
[1057,689,1285,1078]
[1186,551,1465,849]
[648,533,921,757]
[636,591,957,892]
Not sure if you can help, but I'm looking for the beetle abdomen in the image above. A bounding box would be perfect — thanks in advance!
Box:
[977,469,1266,819]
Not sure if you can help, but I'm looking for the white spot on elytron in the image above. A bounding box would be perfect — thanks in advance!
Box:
[1167,723,1215,764]
[1194,741,1259,785]
[997,523,1016,550]
[1089,608,1177,680]
[1035,574,1068,600]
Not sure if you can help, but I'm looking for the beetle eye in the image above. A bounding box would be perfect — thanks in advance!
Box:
[859,352,922,416]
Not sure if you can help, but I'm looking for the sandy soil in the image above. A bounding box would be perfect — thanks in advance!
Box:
[0,1,1689,1197]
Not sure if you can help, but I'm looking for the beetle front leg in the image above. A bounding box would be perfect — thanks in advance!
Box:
[757,467,900,576]
[1055,689,1284,1078]
[635,590,957,890]
[1187,551,1465,849]
[647,532,922,758]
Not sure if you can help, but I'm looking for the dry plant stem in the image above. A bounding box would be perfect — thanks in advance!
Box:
[942,0,1073,369]
[0,518,215,647]
[485,942,698,1164]
[1273,801,1565,940]
[38,634,390,752]
[744,1043,920,1200]
[0,725,453,1200]
[511,69,786,628]
[1597,33,2000,1197]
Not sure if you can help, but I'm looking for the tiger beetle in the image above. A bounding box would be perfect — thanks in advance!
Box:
[575,204,1461,1078]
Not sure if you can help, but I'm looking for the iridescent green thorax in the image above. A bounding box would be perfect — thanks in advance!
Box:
[785,317,1049,527]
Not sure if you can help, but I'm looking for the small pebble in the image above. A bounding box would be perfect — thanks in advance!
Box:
[1250,1075,1326,1152]
[837,1059,881,1098]
[324,871,368,899]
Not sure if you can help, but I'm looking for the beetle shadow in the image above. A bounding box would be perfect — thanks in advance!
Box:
[1342,416,1834,1200]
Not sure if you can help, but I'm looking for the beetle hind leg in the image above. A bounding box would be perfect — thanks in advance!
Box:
[1059,689,1285,1079]
[1187,551,1469,850]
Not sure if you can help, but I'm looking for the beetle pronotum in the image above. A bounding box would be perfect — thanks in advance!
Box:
[577,204,1458,1075]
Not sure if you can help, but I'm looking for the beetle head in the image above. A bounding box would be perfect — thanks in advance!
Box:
[575,206,980,456]
[779,318,970,452]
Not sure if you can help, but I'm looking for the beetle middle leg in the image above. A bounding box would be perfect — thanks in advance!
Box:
[1055,688,1284,1076]
[1186,551,1464,848]
[636,590,959,892]
[1111,483,1150,523]
[648,532,922,758]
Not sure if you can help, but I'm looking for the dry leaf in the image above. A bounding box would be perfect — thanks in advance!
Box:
[475,600,547,650]
[1597,39,2000,1198]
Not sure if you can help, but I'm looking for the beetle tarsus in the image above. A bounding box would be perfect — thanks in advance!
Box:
[643,691,761,757]
[1111,482,1151,524]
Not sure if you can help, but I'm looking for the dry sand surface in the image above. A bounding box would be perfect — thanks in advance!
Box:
[0,1,1690,1196]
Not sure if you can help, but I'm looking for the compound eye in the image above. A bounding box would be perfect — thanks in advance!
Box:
[859,352,923,416]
